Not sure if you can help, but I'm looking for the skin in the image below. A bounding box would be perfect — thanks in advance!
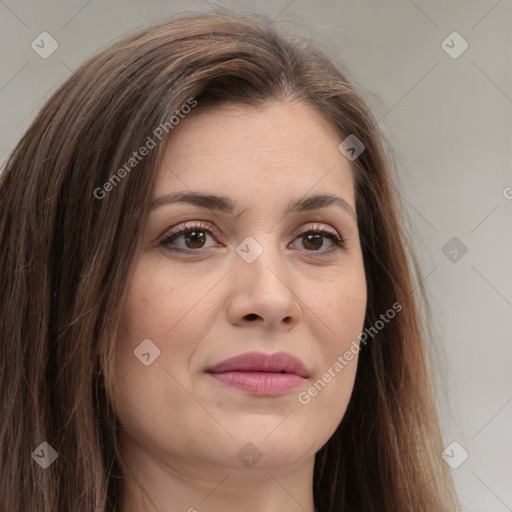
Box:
[113,100,367,512]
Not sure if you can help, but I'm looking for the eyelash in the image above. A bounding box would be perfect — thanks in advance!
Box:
[159,221,346,256]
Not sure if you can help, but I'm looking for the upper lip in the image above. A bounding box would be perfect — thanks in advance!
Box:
[206,351,309,378]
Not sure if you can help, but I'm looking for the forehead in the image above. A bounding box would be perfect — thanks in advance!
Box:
[156,101,355,206]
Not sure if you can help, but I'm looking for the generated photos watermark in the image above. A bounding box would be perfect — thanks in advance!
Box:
[298,301,402,405]
[93,97,197,200]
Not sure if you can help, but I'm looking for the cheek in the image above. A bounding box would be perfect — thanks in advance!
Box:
[310,266,367,350]
[114,259,222,403]
[298,266,366,421]
[119,263,177,337]
[117,262,208,353]
[112,266,207,447]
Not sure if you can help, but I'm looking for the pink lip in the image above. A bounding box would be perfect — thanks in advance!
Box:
[206,351,309,396]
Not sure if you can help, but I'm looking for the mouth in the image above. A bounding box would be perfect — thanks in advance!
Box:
[206,351,309,396]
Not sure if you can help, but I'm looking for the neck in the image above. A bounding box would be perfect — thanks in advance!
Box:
[119,434,317,512]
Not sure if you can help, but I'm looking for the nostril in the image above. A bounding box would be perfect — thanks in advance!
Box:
[245,313,259,321]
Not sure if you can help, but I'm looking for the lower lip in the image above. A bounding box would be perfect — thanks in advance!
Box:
[208,371,305,395]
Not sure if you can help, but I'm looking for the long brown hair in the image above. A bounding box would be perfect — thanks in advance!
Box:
[0,8,459,511]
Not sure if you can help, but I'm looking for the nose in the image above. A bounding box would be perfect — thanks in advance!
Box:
[226,241,303,330]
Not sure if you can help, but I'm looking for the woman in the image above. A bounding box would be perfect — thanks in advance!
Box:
[0,9,460,512]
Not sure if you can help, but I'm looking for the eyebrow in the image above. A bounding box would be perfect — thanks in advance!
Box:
[150,191,356,219]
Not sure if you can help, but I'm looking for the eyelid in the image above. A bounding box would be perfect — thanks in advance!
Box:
[294,223,339,238]
[161,220,218,240]
[161,221,340,239]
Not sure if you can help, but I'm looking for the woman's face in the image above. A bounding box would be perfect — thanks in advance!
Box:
[114,101,367,482]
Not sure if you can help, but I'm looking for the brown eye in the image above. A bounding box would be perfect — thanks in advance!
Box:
[301,232,325,251]
[181,229,207,249]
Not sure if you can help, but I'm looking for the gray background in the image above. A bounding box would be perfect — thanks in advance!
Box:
[1,0,511,510]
